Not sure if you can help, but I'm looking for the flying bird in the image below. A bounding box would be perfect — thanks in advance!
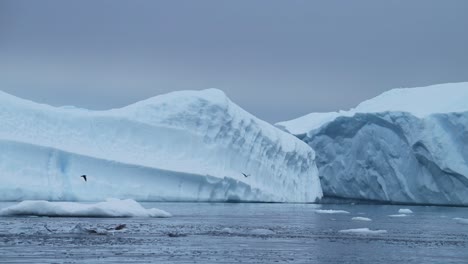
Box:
[80,175,87,182]
[242,173,250,178]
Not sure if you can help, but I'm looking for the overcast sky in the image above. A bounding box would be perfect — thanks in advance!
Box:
[1,0,467,122]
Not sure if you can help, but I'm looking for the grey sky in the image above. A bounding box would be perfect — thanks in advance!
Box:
[1,0,467,122]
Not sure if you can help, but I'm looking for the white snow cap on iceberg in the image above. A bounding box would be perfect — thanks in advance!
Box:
[277,82,468,135]
[0,198,171,217]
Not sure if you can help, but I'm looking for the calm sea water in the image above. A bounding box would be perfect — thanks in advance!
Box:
[1,202,468,263]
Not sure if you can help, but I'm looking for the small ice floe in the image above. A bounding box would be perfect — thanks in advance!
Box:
[352,217,372,221]
[388,214,408,217]
[398,209,413,214]
[315,209,350,214]
[220,227,234,234]
[453,218,468,225]
[250,229,275,236]
[339,228,387,235]
[68,224,127,235]
[0,198,171,218]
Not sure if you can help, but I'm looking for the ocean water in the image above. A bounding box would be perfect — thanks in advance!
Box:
[1,202,468,263]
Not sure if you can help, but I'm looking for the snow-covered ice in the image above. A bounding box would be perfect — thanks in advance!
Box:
[0,89,322,202]
[388,214,408,218]
[0,198,171,217]
[338,228,387,235]
[352,217,372,221]
[220,227,234,234]
[398,209,413,214]
[277,82,468,205]
[315,209,350,214]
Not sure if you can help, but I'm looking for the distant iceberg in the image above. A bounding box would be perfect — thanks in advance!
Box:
[0,89,322,202]
[351,217,372,221]
[338,228,387,235]
[315,209,350,214]
[0,198,171,217]
[278,83,468,205]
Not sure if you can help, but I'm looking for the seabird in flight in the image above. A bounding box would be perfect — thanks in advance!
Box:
[242,173,250,178]
[81,175,87,182]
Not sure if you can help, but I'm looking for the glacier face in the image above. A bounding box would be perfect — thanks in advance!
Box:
[0,89,322,202]
[278,83,468,205]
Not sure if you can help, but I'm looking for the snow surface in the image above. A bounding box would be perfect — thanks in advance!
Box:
[338,228,387,235]
[278,82,468,205]
[398,209,413,214]
[0,198,171,217]
[351,217,372,221]
[315,209,350,214]
[0,89,322,202]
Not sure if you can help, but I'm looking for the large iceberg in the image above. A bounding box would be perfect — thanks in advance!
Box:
[277,83,468,205]
[0,89,322,202]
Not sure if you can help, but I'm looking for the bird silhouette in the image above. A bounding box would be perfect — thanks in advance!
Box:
[242,173,250,178]
[80,175,87,182]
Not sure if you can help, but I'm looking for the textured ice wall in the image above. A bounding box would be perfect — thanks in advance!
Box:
[0,89,322,202]
[306,111,468,205]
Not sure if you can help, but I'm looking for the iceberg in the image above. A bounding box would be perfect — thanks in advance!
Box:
[277,83,468,205]
[0,89,322,202]
[0,198,171,217]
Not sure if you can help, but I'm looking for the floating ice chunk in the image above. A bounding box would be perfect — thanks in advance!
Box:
[398,209,413,214]
[453,218,468,225]
[0,198,171,218]
[352,217,372,221]
[69,224,117,235]
[250,229,275,236]
[315,209,350,214]
[70,224,89,234]
[339,228,387,235]
[220,227,234,234]
[388,214,408,217]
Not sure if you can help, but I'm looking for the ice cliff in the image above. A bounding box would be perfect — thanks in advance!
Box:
[277,83,468,205]
[0,89,322,202]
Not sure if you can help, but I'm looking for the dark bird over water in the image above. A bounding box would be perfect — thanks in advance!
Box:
[242,173,250,178]
[81,175,87,182]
